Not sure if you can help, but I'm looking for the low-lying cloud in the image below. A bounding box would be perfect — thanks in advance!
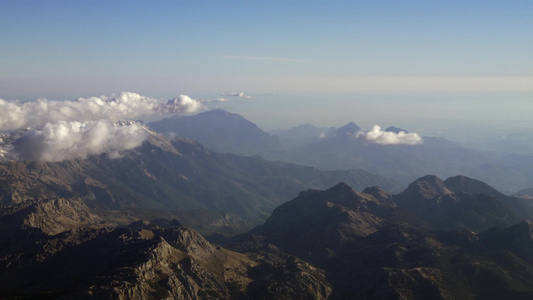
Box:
[11,120,149,162]
[0,92,204,131]
[356,125,423,145]
[0,92,208,162]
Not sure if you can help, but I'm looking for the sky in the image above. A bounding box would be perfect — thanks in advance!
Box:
[1,0,533,147]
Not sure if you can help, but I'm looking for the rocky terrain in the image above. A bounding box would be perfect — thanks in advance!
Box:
[227,176,533,299]
[1,174,533,299]
[3,118,533,299]
[0,132,397,234]
[0,199,332,299]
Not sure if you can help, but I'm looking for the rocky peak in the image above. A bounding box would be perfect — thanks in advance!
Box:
[326,182,354,195]
[384,126,408,133]
[444,175,505,199]
[399,175,452,200]
[363,186,396,207]
[0,198,103,236]
[335,122,361,136]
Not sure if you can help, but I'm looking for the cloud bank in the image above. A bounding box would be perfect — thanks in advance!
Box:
[0,92,208,162]
[0,92,204,131]
[11,120,149,162]
[356,125,423,145]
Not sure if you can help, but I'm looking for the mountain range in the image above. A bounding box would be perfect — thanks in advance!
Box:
[150,109,533,193]
[2,174,532,299]
[0,130,397,234]
[2,109,533,298]
[230,176,533,299]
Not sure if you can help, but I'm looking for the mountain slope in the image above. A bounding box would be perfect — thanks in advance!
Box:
[446,175,533,221]
[395,175,519,231]
[0,133,398,233]
[148,109,283,156]
[278,125,486,186]
[236,180,533,299]
[0,204,332,299]
[252,182,396,264]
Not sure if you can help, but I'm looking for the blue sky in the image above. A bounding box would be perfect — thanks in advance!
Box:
[1,0,532,137]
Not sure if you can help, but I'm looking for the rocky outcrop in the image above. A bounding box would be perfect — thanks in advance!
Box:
[395,175,518,232]
[252,182,396,265]
[0,203,332,300]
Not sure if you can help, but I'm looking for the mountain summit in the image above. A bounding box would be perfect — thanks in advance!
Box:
[148,109,283,156]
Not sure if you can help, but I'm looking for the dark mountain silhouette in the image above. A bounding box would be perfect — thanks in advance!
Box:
[148,109,283,156]
[514,187,533,202]
[233,179,533,299]
[332,122,361,136]
[395,175,519,231]
[446,175,533,222]
[384,126,407,133]
[251,182,395,264]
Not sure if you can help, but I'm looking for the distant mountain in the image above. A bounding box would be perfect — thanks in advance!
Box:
[514,187,533,199]
[148,109,283,156]
[274,122,508,188]
[384,126,407,133]
[150,110,533,193]
[332,122,361,136]
[445,175,533,222]
[0,132,398,234]
[270,123,332,148]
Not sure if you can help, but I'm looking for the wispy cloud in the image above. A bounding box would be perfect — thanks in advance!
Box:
[221,92,253,99]
[218,55,303,62]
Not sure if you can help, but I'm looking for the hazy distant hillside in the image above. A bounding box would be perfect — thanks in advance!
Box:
[148,109,283,156]
[152,109,533,193]
[0,132,398,233]
[274,122,487,185]
[270,123,333,148]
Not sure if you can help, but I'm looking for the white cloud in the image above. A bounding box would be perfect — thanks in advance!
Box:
[0,92,208,162]
[356,125,423,145]
[0,92,204,131]
[165,95,204,114]
[221,92,253,99]
[11,120,149,162]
